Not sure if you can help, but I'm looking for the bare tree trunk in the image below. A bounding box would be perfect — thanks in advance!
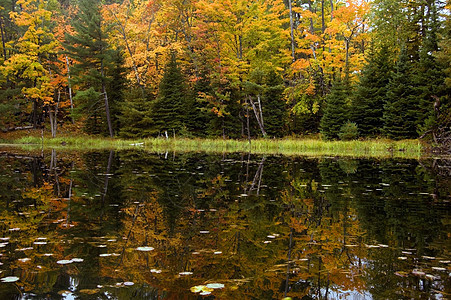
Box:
[65,56,74,124]
[101,62,114,138]
[249,95,266,137]
[245,97,251,143]
[49,89,61,138]
[106,5,146,89]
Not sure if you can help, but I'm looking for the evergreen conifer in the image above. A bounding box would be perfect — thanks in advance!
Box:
[382,48,418,139]
[351,45,393,137]
[263,70,286,137]
[320,76,349,140]
[151,51,189,136]
[64,0,117,137]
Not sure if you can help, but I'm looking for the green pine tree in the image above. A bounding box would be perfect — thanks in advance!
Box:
[64,0,117,137]
[351,45,394,137]
[414,3,447,137]
[119,87,155,138]
[320,76,349,140]
[151,51,190,136]
[263,70,286,137]
[383,48,418,139]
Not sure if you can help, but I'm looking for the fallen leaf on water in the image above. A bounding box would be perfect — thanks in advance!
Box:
[426,274,438,280]
[206,283,224,289]
[179,272,193,276]
[395,271,408,277]
[412,270,426,277]
[422,256,435,260]
[1,276,19,283]
[57,260,73,265]
[136,246,154,251]
[79,289,100,295]
[58,290,72,296]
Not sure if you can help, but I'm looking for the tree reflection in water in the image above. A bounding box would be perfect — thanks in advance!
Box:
[0,149,449,299]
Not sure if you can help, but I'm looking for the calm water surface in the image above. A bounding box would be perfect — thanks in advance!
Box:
[0,149,449,299]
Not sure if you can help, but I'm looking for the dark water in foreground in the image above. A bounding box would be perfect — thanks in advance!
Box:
[0,149,449,299]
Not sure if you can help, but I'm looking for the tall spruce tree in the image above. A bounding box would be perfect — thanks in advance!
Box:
[263,70,286,137]
[64,0,116,137]
[414,3,447,137]
[119,87,155,138]
[351,45,393,137]
[151,52,190,136]
[320,76,349,140]
[382,48,418,139]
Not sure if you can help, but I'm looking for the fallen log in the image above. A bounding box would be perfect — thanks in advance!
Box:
[1,126,34,133]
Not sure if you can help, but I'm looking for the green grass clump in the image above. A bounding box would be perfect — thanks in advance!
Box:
[4,135,424,159]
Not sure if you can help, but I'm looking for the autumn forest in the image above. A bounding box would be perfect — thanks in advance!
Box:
[0,0,450,143]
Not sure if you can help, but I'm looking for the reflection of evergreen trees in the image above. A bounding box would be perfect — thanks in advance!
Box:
[0,151,449,299]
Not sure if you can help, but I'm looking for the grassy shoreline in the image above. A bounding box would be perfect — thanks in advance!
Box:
[0,134,425,159]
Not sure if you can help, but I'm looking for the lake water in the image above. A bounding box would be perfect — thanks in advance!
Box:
[0,149,449,299]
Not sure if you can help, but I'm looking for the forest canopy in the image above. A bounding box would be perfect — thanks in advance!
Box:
[0,0,449,143]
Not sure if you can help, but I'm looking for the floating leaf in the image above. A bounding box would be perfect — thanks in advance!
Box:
[206,283,224,289]
[57,260,73,265]
[395,271,408,277]
[58,290,72,296]
[191,286,204,293]
[18,258,31,262]
[79,289,100,294]
[422,256,435,260]
[179,272,193,275]
[136,246,154,251]
[200,291,211,295]
[412,270,426,276]
[1,276,19,283]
